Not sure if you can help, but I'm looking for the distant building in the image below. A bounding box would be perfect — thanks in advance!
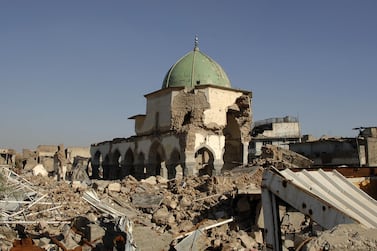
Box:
[90,39,252,180]
[289,127,377,167]
[357,127,377,167]
[0,148,16,165]
[289,137,360,166]
[21,145,90,174]
[66,146,91,166]
[249,116,301,159]
[36,145,58,172]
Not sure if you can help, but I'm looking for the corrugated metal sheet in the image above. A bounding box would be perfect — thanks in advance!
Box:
[280,168,377,228]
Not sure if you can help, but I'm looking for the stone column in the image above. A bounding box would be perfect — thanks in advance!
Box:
[91,164,100,179]
[242,141,250,165]
[160,161,168,178]
[183,152,196,176]
[213,159,224,176]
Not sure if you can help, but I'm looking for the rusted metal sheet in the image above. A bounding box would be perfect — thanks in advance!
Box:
[324,166,377,177]
[10,238,45,251]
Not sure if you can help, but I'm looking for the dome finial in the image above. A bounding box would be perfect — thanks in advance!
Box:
[194,35,199,51]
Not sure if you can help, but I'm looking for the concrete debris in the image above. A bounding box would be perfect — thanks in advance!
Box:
[303,223,377,251]
[252,144,313,169]
[107,182,121,192]
[32,164,48,177]
[174,229,205,251]
[1,164,265,250]
[71,165,91,186]
[1,162,377,250]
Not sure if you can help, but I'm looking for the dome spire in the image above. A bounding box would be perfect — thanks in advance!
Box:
[194,35,199,51]
[162,37,232,89]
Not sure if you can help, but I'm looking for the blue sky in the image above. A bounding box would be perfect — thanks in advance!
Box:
[1,1,376,152]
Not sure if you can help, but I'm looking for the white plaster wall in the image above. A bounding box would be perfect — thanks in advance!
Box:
[112,136,180,160]
[262,122,300,138]
[90,144,111,161]
[137,92,172,134]
[254,142,264,156]
[161,135,181,158]
[91,135,181,164]
[135,139,152,158]
[195,133,225,160]
[202,88,245,127]
[111,142,135,159]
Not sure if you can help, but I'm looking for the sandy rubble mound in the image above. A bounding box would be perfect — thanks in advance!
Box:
[0,166,264,250]
[4,163,377,251]
[303,223,377,251]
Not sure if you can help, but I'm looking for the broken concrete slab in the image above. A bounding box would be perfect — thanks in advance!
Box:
[32,164,48,177]
[260,144,313,169]
[131,192,163,209]
[108,182,121,192]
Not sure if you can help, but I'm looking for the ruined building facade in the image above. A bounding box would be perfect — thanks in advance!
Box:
[289,127,377,167]
[0,148,16,165]
[249,116,301,158]
[90,42,252,180]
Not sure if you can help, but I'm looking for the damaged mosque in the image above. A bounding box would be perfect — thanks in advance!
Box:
[90,38,253,180]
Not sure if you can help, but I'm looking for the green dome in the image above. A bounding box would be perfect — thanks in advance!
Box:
[162,43,231,89]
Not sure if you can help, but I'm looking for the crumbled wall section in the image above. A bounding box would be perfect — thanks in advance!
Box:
[232,94,252,143]
[171,90,210,132]
[261,144,313,168]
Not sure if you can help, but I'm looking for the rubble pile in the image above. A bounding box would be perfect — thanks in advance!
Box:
[304,223,377,251]
[0,165,263,250]
[3,162,377,250]
[251,144,313,169]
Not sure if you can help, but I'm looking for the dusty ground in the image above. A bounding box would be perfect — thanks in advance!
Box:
[3,160,377,251]
[0,165,263,250]
[132,225,172,251]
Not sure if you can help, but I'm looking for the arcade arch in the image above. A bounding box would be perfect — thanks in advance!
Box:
[124,149,135,178]
[195,147,214,176]
[167,149,182,179]
[148,141,166,178]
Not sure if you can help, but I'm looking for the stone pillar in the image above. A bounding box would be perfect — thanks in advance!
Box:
[242,141,249,165]
[160,161,168,178]
[184,152,196,176]
[91,164,100,179]
[134,163,145,180]
[213,159,224,176]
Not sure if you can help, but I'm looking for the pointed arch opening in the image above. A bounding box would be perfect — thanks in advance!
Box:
[124,149,135,178]
[168,149,182,179]
[136,152,146,180]
[148,141,166,178]
[103,155,110,180]
[111,150,122,180]
[92,151,103,179]
[195,147,214,176]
